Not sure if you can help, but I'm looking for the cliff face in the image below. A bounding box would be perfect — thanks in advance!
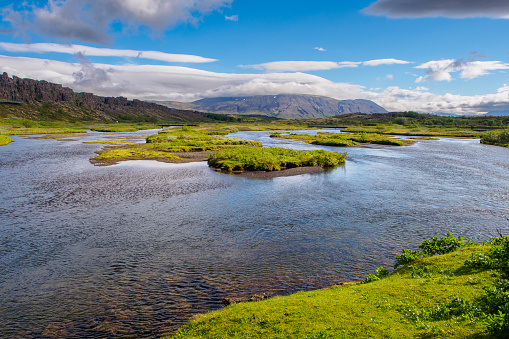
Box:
[161,94,388,119]
[0,72,207,122]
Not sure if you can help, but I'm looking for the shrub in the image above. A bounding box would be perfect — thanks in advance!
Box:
[362,266,390,284]
[394,249,427,269]
[481,129,509,147]
[419,232,468,255]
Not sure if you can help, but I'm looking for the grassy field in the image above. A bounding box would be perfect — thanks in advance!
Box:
[92,126,346,170]
[300,112,508,137]
[170,234,509,339]
[208,147,346,171]
[271,131,416,147]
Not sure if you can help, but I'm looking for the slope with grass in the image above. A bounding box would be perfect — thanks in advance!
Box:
[170,234,509,339]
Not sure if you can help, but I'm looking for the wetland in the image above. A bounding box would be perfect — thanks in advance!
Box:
[1,126,509,338]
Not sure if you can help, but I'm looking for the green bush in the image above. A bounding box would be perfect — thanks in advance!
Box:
[481,129,509,147]
[419,232,468,255]
[394,249,427,269]
[362,266,390,284]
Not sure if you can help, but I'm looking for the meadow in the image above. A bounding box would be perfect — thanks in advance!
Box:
[171,234,509,339]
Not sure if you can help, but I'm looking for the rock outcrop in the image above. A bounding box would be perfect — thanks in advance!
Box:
[0,72,208,122]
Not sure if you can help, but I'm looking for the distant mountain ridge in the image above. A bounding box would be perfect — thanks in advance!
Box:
[159,94,388,119]
[485,110,509,116]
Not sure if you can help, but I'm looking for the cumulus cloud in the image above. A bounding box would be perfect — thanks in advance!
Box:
[415,58,509,83]
[1,0,233,44]
[240,61,361,72]
[363,58,411,66]
[225,14,238,21]
[2,54,509,114]
[72,52,113,88]
[0,42,217,63]
[314,47,326,52]
[362,0,509,19]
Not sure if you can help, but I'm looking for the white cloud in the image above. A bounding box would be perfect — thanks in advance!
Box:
[2,54,509,114]
[415,59,509,83]
[314,47,326,52]
[0,42,217,63]
[386,74,394,80]
[363,58,411,66]
[241,61,361,72]
[225,15,238,21]
[362,0,509,19]
[2,0,233,44]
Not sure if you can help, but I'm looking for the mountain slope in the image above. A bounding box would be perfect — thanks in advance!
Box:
[0,72,209,123]
[160,95,388,119]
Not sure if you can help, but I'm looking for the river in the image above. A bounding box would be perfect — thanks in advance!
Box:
[1,129,508,338]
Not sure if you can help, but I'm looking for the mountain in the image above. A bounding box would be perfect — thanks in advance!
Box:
[485,110,509,116]
[0,72,209,123]
[159,94,388,119]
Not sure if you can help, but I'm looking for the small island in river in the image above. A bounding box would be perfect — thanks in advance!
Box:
[91,125,347,176]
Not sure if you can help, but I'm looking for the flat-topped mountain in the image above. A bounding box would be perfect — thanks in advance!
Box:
[160,94,388,119]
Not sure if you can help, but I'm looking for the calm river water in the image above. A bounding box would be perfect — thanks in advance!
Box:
[1,129,508,338]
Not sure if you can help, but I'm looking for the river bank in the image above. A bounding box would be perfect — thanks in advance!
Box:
[1,128,509,338]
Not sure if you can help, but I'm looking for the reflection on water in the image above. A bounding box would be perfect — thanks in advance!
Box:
[1,130,509,338]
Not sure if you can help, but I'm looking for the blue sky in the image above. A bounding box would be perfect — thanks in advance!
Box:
[1,0,509,114]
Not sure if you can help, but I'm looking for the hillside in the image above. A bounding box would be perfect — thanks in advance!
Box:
[0,72,209,123]
[170,235,509,339]
[159,95,388,119]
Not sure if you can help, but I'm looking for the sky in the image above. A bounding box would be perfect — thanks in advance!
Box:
[1,0,509,114]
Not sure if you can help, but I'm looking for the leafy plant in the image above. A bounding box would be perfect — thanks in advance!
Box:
[419,232,469,255]
[394,249,427,269]
[362,266,390,284]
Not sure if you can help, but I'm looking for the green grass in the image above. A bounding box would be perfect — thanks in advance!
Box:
[480,129,509,147]
[87,123,159,132]
[299,112,507,137]
[91,144,180,163]
[271,132,416,147]
[0,134,12,146]
[170,242,500,339]
[83,140,128,144]
[208,147,346,172]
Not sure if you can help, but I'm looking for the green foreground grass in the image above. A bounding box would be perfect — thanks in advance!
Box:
[271,131,416,147]
[170,235,509,339]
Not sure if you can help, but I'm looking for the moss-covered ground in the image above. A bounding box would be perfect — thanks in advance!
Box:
[170,241,503,339]
[208,147,346,172]
[271,131,416,147]
[92,126,345,171]
[0,134,12,145]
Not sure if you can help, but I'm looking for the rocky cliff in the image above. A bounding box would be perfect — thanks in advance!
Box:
[0,72,208,122]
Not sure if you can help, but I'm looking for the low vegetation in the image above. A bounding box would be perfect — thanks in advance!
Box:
[0,134,12,146]
[93,126,346,171]
[170,233,509,339]
[271,131,416,147]
[480,129,509,147]
[208,147,346,172]
[92,126,262,165]
[300,111,509,137]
